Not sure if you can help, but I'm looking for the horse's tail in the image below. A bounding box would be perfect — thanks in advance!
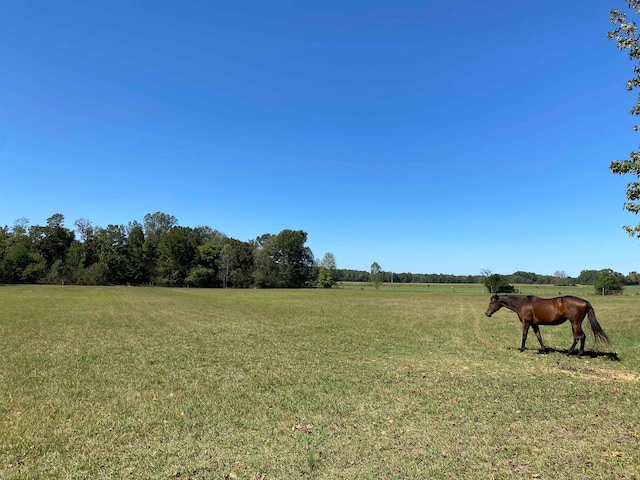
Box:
[586,301,612,346]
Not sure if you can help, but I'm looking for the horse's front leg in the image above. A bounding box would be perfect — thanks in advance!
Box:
[531,324,547,353]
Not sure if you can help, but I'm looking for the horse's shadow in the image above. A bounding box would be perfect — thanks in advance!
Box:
[508,346,620,361]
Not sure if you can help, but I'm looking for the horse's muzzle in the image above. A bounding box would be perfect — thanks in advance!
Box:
[485,311,492,317]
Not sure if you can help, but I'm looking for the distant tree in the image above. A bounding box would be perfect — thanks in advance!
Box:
[578,268,626,287]
[196,226,227,245]
[94,225,129,284]
[398,272,413,283]
[627,271,640,284]
[2,227,45,284]
[12,218,30,236]
[186,267,217,288]
[317,252,337,288]
[1,220,35,283]
[157,227,200,286]
[143,212,178,242]
[31,214,75,272]
[190,243,220,287]
[484,274,515,293]
[197,243,221,269]
[74,218,94,242]
[64,240,85,284]
[608,4,640,238]
[73,217,99,269]
[336,269,369,282]
[512,271,560,285]
[0,227,8,284]
[595,270,624,295]
[143,212,178,282]
[554,270,568,286]
[370,262,382,290]
[218,243,235,288]
[227,238,255,288]
[20,252,46,283]
[577,269,601,285]
[253,235,280,288]
[253,230,314,288]
[276,229,314,287]
[126,221,148,284]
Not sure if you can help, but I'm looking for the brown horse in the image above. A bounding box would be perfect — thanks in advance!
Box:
[485,294,611,358]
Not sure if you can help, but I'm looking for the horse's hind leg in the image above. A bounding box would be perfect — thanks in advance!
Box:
[520,322,531,352]
[531,325,547,353]
[577,334,586,358]
[568,321,586,358]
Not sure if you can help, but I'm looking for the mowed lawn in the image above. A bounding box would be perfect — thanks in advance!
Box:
[0,286,638,479]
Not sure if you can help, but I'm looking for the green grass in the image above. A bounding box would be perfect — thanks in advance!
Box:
[0,286,639,479]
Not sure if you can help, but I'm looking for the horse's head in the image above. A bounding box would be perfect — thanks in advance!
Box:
[485,294,502,317]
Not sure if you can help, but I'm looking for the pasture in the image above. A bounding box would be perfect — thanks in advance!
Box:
[0,285,638,479]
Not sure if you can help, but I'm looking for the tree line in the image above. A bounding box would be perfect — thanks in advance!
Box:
[1,212,637,288]
[336,269,483,284]
[483,269,629,295]
[0,213,324,288]
[337,268,639,287]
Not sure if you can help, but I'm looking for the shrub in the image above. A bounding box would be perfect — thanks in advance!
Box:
[484,274,515,293]
[186,267,217,288]
[594,272,624,295]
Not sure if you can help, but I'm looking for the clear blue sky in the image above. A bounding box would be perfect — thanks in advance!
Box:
[1,0,639,277]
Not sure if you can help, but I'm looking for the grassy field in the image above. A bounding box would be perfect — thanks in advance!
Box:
[0,285,638,479]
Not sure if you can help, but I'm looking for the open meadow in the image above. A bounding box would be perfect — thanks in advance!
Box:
[1,285,639,479]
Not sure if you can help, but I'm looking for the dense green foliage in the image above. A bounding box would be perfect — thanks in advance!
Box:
[609,2,640,237]
[484,273,516,293]
[0,213,315,288]
[595,270,625,295]
[317,252,337,288]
